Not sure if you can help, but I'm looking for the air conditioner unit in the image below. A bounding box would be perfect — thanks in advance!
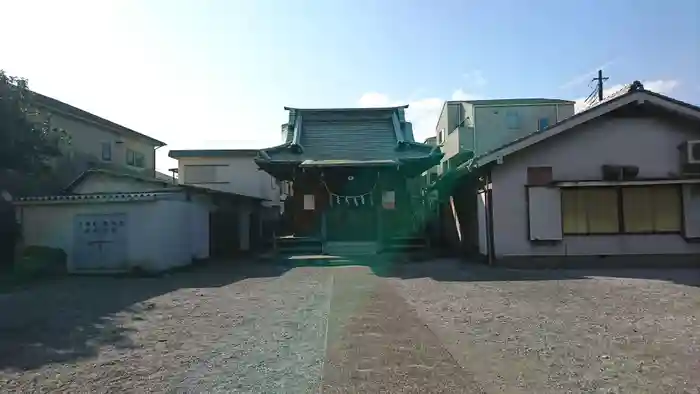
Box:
[681,140,700,164]
[679,140,700,176]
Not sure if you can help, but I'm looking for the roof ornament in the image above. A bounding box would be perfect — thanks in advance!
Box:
[391,111,407,150]
[290,114,304,154]
[629,80,644,91]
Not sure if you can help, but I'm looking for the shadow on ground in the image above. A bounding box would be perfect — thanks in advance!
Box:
[382,255,700,288]
[283,251,700,288]
[0,259,289,371]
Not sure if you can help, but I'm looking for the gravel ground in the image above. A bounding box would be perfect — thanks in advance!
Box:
[0,264,332,393]
[388,261,700,394]
[1,260,699,393]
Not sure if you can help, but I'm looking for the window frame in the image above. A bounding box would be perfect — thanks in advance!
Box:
[561,185,683,236]
[101,142,112,161]
[506,111,520,129]
[620,184,682,234]
[126,148,135,166]
[133,152,145,168]
[126,148,146,168]
[182,164,229,184]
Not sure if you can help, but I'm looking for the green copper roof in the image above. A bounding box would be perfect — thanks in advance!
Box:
[258,106,441,164]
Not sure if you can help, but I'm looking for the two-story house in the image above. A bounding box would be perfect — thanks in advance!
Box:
[33,93,166,174]
[435,98,575,174]
[168,149,283,252]
[2,92,167,197]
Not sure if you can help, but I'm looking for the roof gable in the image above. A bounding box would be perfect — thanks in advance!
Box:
[471,87,700,168]
[64,169,266,200]
[259,105,440,163]
[66,169,172,194]
[33,92,166,147]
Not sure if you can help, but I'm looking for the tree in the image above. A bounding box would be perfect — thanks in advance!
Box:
[0,70,66,174]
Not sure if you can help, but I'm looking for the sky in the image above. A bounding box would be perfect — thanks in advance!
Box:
[1,0,698,173]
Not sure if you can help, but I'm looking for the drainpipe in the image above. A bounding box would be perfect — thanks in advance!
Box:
[485,170,496,266]
[154,145,163,179]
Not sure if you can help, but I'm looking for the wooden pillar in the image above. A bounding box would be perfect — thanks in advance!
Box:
[377,196,383,247]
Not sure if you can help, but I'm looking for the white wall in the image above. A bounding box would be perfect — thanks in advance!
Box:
[476,191,487,255]
[490,115,700,257]
[18,201,161,272]
[177,156,280,206]
[189,194,212,259]
[18,196,213,273]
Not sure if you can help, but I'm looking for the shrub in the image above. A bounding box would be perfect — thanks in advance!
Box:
[15,245,67,278]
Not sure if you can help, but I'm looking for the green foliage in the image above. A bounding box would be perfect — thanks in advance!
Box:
[15,245,67,278]
[0,70,67,175]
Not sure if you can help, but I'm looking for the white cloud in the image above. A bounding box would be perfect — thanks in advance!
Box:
[643,79,679,93]
[462,70,487,88]
[451,89,482,101]
[573,79,680,113]
[357,92,393,108]
[357,88,484,143]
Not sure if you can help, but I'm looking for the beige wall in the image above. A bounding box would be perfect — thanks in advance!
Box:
[176,156,281,206]
[489,114,700,257]
[473,103,573,156]
[439,101,574,172]
[45,110,158,175]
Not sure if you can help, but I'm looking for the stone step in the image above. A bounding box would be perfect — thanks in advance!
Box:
[275,237,323,255]
[325,241,379,256]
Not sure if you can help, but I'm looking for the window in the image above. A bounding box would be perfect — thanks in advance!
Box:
[184,165,221,183]
[382,191,395,209]
[562,185,682,235]
[506,111,520,129]
[126,149,145,168]
[438,128,445,144]
[303,194,315,210]
[101,142,112,161]
[562,188,619,234]
[134,152,145,168]
[538,117,550,131]
[622,186,681,233]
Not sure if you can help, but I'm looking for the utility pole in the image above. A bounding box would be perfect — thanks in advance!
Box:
[592,69,609,101]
